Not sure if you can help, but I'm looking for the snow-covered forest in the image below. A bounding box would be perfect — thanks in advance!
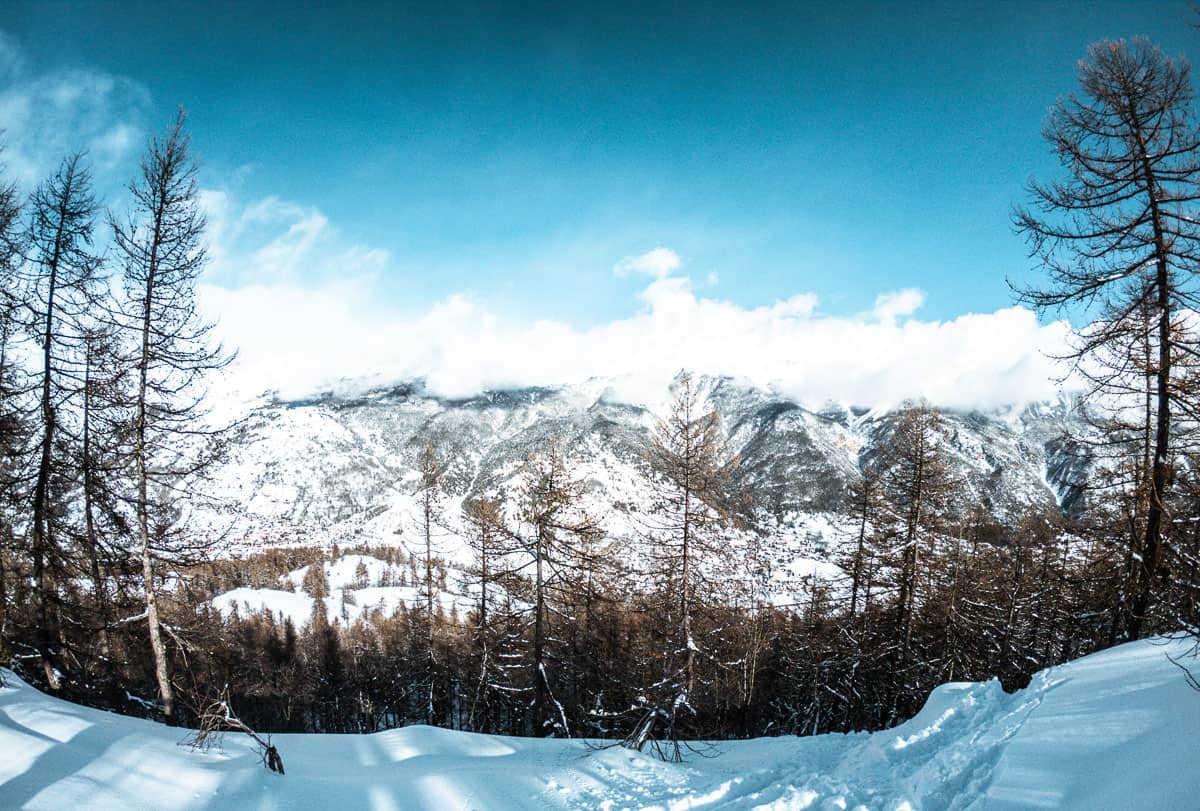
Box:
[3,12,1200,811]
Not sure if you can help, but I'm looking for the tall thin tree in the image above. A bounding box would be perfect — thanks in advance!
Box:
[111,110,231,721]
[20,154,103,689]
[627,373,741,756]
[0,146,24,662]
[1014,38,1200,639]
[412,441,445,725]
[516,438,603,737]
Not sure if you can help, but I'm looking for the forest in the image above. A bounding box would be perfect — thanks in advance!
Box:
[2,35,1200,762]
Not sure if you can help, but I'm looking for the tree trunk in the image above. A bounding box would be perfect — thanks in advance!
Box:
[82,354,110,656]
[31,240,61,691]
[424,490,435,725]
[532,524,547,735]
[849,492,868,619]
[137,251,174,721]
[468,522,489,731]
[1130,137,1172,640]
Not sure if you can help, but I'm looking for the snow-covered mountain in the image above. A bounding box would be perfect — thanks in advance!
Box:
[203,376,1090,561]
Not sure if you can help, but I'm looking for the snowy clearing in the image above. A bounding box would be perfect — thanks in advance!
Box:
[1,636,1198,810]
[209,554,472,629]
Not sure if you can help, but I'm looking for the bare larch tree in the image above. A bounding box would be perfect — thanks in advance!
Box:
[20,154,103,689]
[1014,38,1200,639]
[111,110,231,721]
[516,438,603,737]
[627,372,740,757]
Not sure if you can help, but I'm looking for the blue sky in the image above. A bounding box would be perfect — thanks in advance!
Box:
[0,1,1195,403]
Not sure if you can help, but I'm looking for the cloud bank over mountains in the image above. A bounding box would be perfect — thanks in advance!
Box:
[200,236,1071,409]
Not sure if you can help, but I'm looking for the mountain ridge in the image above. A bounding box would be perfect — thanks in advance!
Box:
[202,376,1091,561]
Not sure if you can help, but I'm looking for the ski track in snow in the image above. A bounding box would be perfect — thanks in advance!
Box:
[1,636,1198,810]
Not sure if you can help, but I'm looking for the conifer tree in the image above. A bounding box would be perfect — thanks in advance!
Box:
[0,149,23,662]
[514,437,603,737]
[111,109,232,721]
[411,441,447,725]
[463,496,522,732]
[1014,37,1200,638]
[20,154,103,689]
[627,373,741,757]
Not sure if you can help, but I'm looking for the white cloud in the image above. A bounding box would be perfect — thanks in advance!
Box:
[0,35,149,187]
[0,30,24,81]
[198,217,1071,410]
[90,123,138,164]
[199,190,389,286]
[613,246,683,279]
[871,288,925,322]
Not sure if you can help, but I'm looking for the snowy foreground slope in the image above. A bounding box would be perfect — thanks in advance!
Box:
[2,637,1198,810]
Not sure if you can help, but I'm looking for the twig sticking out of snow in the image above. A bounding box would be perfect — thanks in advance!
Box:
[184,687,285,775]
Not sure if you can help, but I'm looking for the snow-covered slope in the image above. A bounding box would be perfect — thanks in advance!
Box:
[202,377,1090,561]
[210,554,472,628]
[2,636,1196,809]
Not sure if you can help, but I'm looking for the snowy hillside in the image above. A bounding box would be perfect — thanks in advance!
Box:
[2,635,1196,810]
[210,553,473,628]
[203,377,1089,562]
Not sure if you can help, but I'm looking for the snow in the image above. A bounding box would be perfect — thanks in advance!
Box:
[2,636,1198,809]
[194,377,1079,565]
[282,555,399,593]
[211,587,315,626]
[210,555,472,628]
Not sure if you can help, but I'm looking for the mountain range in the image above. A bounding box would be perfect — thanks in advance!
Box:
[202,376,1092,568]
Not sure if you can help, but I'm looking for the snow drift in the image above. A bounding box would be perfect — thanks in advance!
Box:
[1,636,1197,810]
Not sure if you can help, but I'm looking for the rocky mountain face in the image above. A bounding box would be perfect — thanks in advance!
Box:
[203,376,1091,560]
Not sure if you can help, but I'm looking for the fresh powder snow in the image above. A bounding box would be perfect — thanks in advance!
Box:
[1,636,1197,810]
